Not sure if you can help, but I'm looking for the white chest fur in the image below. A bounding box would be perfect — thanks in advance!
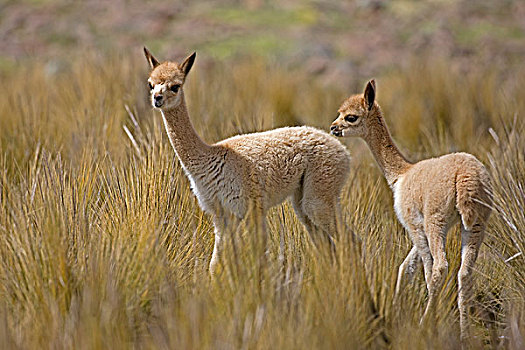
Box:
[392,175,425,230]
[180,163,210,212]
[393,176,408,228]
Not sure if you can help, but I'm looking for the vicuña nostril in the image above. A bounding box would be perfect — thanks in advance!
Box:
[155,95,163,101]
[330,125,337,131]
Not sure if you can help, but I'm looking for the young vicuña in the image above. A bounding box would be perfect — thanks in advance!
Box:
[143,47,351,274]
[330,79,492,339]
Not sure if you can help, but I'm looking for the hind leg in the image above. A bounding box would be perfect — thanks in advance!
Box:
[301,168,343,239]
[458,222,485,340]
[301,198,338,251]
[421,219,449,323]
[300,179,385,338]
[299,156,350,246]
[291,190,336,252]
[291,189,316,235]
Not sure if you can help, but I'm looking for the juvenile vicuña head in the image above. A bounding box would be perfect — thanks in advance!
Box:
[330,79,377,138]
[143,47,196,110]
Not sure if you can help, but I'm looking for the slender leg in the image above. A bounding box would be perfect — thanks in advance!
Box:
[299,169,342,254]
[395,222,425,305]
[414,233,433,291]
[258,214,269,273]
[401,223,432,288]
[303,205,337,255]
[291,190,315,233]
[291,191,336,253]
[209,227,222,276]
[394,246,420,304]
[458,222,485,340]
[209,213,227,276]
[421,220,448,323]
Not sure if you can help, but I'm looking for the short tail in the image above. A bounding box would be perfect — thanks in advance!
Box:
[456,166,492,230]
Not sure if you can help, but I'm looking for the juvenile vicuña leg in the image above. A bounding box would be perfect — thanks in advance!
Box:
[394,246,420,302]
[421,220,448,323]
[458,222,485,338]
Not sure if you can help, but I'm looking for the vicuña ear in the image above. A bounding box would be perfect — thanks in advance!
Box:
[364,79,376,111]
[180,52,196,76]
[144,47,160,69]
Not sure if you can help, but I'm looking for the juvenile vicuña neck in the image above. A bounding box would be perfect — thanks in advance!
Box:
[363,109,412,186]
[160,91,213,171]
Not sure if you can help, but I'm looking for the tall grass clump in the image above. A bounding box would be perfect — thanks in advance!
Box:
[0,53,524,349]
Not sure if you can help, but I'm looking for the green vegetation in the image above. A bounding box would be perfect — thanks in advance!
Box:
[208,5,318,28]
[202,34,292,60]
[0,55,524,349]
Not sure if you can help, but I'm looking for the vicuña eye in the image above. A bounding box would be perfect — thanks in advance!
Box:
[170,84,180,93]
[345,115,359,123]
[148,82,154,90]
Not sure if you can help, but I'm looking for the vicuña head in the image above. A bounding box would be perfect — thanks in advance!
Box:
[330,79,377,138]
[144,47,195,110]
[330,79,492,341]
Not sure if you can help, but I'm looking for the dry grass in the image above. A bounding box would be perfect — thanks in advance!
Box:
[0,54,524,349]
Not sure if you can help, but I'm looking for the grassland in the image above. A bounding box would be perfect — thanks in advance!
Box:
[0,53,523,349]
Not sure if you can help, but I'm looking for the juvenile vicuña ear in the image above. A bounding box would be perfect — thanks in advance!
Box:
[180,52,196,76]
[364,79,376,111]
[144,47,160,70]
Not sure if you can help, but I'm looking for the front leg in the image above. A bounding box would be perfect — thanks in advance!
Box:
[394,223,427,303]
[209,211,228,276]
[394,246,420,304]
[209,224,222,276]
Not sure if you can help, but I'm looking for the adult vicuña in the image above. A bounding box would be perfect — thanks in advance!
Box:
[144,47,350,274]
[330,79,492,338]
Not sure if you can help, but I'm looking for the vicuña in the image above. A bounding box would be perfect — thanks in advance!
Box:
[330,79,492,339]
[144,47,350,274]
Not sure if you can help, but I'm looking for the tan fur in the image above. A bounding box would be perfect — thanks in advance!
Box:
[330,79,492,339]
[144,48,351,274]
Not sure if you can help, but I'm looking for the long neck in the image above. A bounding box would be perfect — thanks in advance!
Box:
[363,107,412,187]
[160,91,212,171]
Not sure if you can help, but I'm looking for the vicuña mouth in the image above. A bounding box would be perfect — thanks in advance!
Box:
[154,100,163,108]
[331,130,342,137]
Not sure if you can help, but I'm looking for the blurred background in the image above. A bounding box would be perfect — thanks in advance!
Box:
[2,0,524,84]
